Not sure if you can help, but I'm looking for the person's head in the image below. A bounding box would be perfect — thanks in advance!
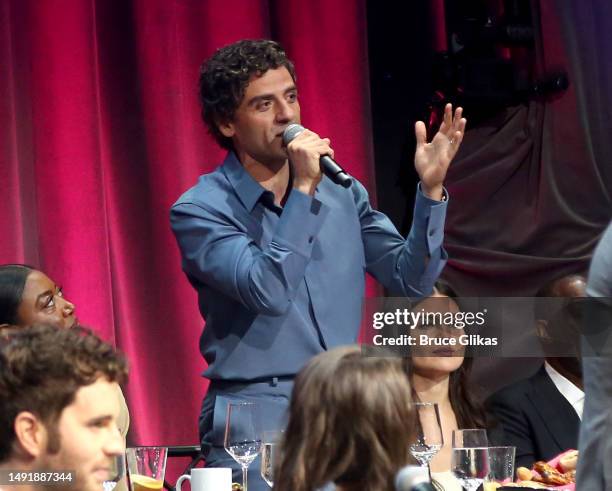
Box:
[0,264,76,329]
[276,346,415,491]
[409,287,465,379]
[405,282,487,429]
[536,274,587,379]
[199,39,299,165]
[537,274,587,299]
[0,324,127,491]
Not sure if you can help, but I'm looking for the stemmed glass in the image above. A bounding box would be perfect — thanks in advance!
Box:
[409,402,444,477]
[260,430,282,488]
[224,402,262,491]
[103,454,126,491]
[451,429,490,491]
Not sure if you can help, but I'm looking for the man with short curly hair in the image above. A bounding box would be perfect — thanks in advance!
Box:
[198,39,297,151]
[0,325,127,491]
[171,38,466,489]
[577,222,612,490]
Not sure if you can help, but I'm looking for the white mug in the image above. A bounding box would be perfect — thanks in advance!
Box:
[175,468,232,491]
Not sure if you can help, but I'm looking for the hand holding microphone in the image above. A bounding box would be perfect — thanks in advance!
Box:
[283,124,352,189]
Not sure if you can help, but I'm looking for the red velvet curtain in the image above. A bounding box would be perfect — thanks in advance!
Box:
[0,0,374,457]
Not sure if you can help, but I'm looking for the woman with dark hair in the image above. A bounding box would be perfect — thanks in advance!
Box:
[0,264,77,328]
[275,345,416,491]
[0,263,130,491]
[405,283,489,490]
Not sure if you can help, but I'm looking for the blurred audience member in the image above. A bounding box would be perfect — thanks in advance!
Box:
[275,345,415,491]
[487,274,587,469]
[0,264,130,491]
[577,223,612,490]
[0,264,76,329]
[0,324,127,491]
[405,283,491,490]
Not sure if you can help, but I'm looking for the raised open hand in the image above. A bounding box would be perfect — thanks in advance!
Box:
[414,103,466,200]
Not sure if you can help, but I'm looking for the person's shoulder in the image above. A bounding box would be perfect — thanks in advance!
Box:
[487,372,537,405]
[172,167,230,210]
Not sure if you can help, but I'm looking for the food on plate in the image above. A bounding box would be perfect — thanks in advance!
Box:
[483,481,502,490]
[533,461,572,485]
[559,450,578,472]
[563,470,576,481]
[516,467,534,481]
[509,452,578,488]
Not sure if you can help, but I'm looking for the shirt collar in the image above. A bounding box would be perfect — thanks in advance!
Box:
[544,361,585,412]
[221,151,267,212]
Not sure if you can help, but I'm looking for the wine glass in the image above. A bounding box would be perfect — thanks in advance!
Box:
[224,402,262,491]
[452,429,488,448]
[409,402,443,476]
[260,430,282,488]
[451,429,490,491]
[103,454,126,491]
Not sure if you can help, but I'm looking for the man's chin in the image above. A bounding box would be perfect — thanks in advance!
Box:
[73,474,108,491]
[270,143,289,162]
[85,468,112,489]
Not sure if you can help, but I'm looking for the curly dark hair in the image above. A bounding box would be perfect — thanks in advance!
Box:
[0,324,128,461]
[198,39,296,150]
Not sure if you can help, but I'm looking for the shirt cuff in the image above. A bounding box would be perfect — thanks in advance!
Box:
[273,188,329,258]
[413,183,448,254]
[420,248,449,292]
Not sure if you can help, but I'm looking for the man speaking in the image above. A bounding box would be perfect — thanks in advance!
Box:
[170,39,465,489]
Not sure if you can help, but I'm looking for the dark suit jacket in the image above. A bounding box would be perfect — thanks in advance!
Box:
[486,365,580,469]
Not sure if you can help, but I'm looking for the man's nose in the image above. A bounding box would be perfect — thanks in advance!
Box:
[104,425,125,457]
[60,298,75,317]
[276,100,295,123]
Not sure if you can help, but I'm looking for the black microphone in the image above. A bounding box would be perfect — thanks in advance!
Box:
[282,124,353,188]
[395,465,436,491]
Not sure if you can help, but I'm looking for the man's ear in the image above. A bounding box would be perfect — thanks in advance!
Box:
[217,119,235,138]
[13,411,47,458]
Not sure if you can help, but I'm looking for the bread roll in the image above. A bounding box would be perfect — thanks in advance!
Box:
[516,467,533,481]
[559,450,579,472]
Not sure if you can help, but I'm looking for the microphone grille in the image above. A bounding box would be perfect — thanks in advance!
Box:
[282,124,305,146]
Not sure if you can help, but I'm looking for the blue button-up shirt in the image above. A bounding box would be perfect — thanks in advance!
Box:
[170,152,447,381]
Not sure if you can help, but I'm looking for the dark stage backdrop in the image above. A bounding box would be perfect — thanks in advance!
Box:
[441,1,612,296]
[0,0,376,459]
[366,0,612,397]
[368,1,612,297]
